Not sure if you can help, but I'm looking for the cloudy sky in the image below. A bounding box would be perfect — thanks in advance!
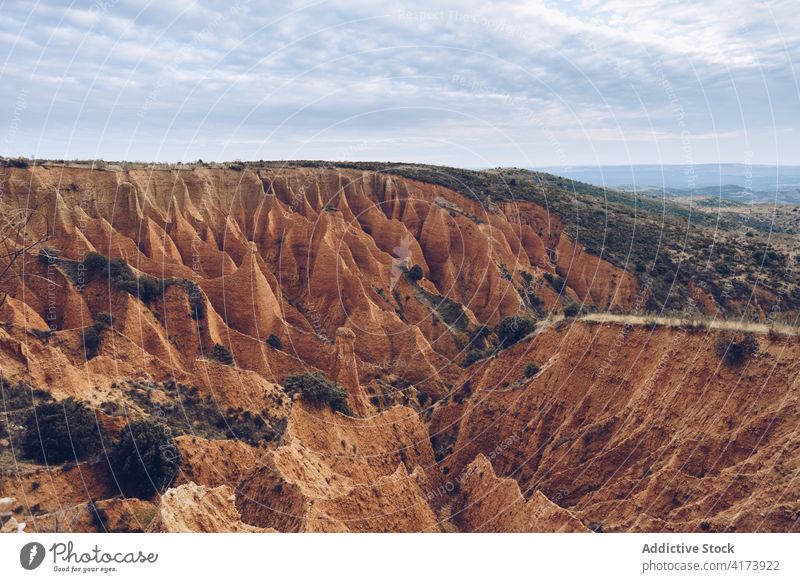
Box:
[1,0,798,166]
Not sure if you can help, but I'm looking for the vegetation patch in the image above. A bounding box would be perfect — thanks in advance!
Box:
[82,312,114,360]
[173,279,206,320]
[110,419,180,498]
[465,346,499,366]
[122,379,283,445]
[0,156,31,168]
[209,343,234,365]
[715,333,759,366]
[524,362,541,378]
[407,264,424,282]
[21,398,102,464]
[496,315,536,347]
[544,272,567,294]
[469,325,492,346]
[80,252,164,304]
[0,378,52,441]
[283,372,352,415]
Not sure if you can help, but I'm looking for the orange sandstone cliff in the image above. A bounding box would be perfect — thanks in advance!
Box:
[0,164,796,533]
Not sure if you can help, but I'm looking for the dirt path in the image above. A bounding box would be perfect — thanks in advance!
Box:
[578,313,799,336]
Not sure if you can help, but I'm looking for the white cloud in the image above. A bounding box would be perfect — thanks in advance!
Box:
[0,0,797,165]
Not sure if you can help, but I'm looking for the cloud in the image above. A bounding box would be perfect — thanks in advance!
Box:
[0,0,798,165]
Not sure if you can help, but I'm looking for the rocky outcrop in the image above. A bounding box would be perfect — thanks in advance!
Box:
[149,483,269,533]
[455,454,588,532]
[236,402,443,532]
[332,327,371,415]
[174,436,264,489]
[93,498,158,532]
[0,497,24,532]
[432,321,800,532]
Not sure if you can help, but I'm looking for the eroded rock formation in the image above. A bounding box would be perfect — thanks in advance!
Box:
[149,483,268,533]
[0,164,796,533]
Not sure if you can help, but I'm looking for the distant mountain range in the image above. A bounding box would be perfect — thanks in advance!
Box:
[535,164,800,204]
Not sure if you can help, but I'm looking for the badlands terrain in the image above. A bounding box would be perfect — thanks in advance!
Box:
[0,160,798,532]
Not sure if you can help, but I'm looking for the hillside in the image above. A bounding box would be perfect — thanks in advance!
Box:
[261,160,800,316]
[0,161,798,533]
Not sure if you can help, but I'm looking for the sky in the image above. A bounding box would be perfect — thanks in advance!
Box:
[1,0,799,167]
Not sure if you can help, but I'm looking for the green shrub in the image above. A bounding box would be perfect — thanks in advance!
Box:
[453,380,473,404]
[267,335,283,350]
[95,312,114,328]
[464,346,498,366]
[176,280,206,320]
[0,156,32,168]
[82,253,162,304]
[109,257,134,281]
[435,296,468,329]
[0,377,52,411]
[752,249,784,268]
[138,276,162,303]
[21,398,102,464]
[123,380,280,445]
[564,303,581,317]
[83,252,109,280]
[524,362,541,378]
[82,325,103,359]
[407,264,424,282]
[496,316,535,347]
[189,294,205,320]
[544,272,567,293]
[526,291,544,309]
[209,343,234,365]
[115,275,161,303]
[469,325,491,345]
[283,372,352,415]
[716,333,758,366]
[110,420,180,498]
[82,313,113,359]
